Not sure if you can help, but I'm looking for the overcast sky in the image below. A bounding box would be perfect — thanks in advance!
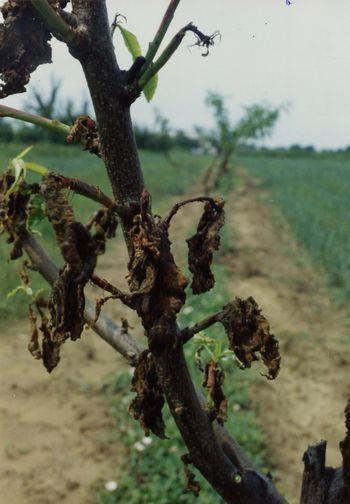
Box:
[2,0,350,149]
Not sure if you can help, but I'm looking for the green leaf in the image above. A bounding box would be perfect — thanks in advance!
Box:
[6,285,32,299]
[6,158,26,195]
[116,24,158,102]
[143,73,158,103]
[28,194,46,231]
[16,145,34,160]
[117,25,142,60]
[25,161,48,175]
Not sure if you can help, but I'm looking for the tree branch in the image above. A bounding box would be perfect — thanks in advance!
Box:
[50,173,116,209]
[21,231,142,365]
[181,311,221,343]
[0,104,70,137]
[163,196,218,226]
[31,0,76,42]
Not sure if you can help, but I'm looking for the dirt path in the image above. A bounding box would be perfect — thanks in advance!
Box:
[0,237,144,504]
[227,171,350,502]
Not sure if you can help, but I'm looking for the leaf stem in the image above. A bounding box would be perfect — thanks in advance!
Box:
[142,0,182,72]
[139,23,191,90]
[0,105,70,136]
[31,0,75,42]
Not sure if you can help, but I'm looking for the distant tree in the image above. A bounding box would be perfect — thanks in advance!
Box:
[24,76,90,141]
[153,108,179,168]
[197,91,281,193]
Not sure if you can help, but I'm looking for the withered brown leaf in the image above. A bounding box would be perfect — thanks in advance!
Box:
[219,296,281,380]
[181,454,201,497]
[40,315,61,373]
[203,360,228,424]
[28,305,42,360]
[187,198,225,294]
[129,350,166,439]
[0,171,30,260]
[0,1,52,97]
[66,116,101,156]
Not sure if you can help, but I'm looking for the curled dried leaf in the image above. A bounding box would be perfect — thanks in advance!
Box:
[187,198,225,294]
[0,171,30,259]
[49,266,85,341]
[0,1,52,97]
[203,360,227,424]
[86,207,118,255]
[181,454,201,497]
[129,350,166,439]
[40,314,61,373]
[28,304,61,373]
[219,296,280,379]
[41,173,96,274]
[28,305,42,360]
[66,116,100,156]
[127,208,187,335]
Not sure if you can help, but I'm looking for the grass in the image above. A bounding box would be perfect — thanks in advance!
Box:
[240,154,350,303]
[0,143,209,321]
[97,264,265,504]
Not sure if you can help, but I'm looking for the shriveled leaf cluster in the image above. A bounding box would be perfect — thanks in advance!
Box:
[28,304,61,373]
[0,1,52,97]
[203,360,228,424]
[181,453,201,497]
[219,296,281,379]
[0,168,117,372]
[129,350,166,439]
[187,198,225,294]
[126,193,187,345]
[66,116,101,156]
[0,171,32,259]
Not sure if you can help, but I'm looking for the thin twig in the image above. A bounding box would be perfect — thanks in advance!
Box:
[52,174,116,209]
[0,104,70,137]
[90,274,134,308]
[139,23,191,89]
[139,23,218,89]
[163,196,218,226]
[181,311,221,343]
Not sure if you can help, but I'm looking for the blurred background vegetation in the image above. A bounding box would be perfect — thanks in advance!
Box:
[2,78,350,504]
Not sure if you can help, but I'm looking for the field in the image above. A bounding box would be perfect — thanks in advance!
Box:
[0,145,264,504]
[2,145,350,503]
[241,155,350,302]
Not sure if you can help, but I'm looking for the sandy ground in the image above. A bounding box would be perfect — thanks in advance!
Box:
[228,172,350,503]
[1,173,350,503]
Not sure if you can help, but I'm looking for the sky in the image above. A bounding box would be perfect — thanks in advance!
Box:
[2,0,350,149]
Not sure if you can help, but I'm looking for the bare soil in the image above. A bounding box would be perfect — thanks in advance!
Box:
[227,172,350,502]
[0,238,143,504]
[1,173,350,503]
